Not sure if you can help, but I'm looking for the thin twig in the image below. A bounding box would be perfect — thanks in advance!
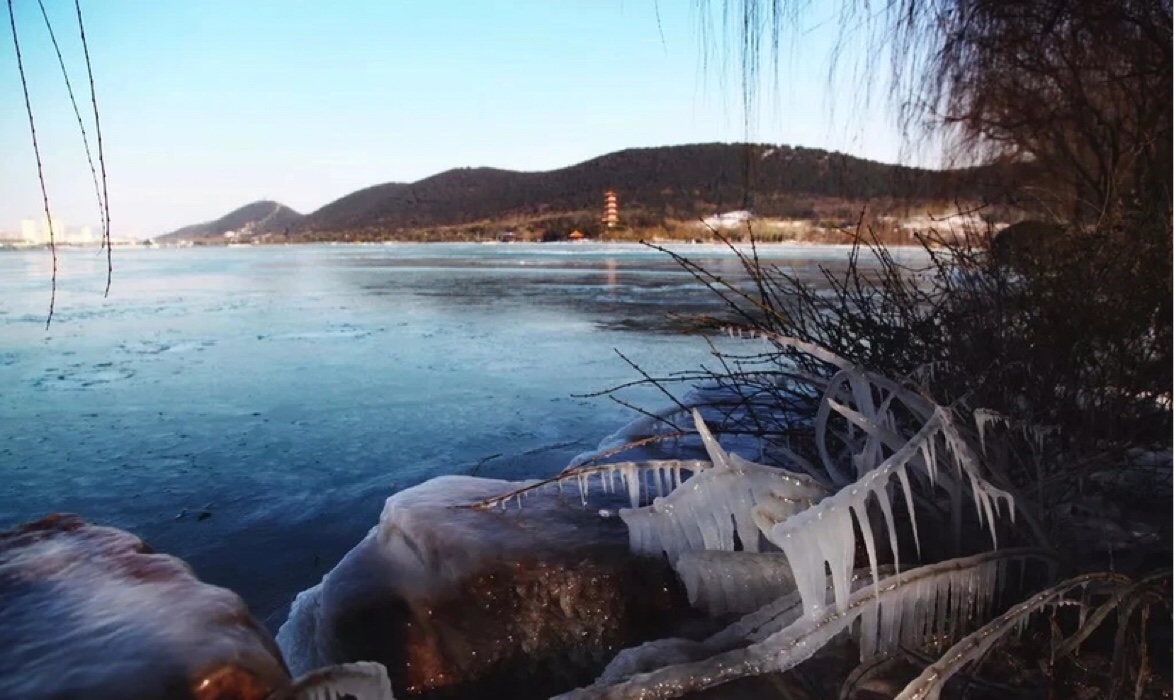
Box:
[567,431,690,469]
[36,0,105,244]
[9,0,58,329]
[74,0,111,296]
[462,459,709,510]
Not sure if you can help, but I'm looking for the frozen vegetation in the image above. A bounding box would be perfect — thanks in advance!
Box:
[277,332,1111,699]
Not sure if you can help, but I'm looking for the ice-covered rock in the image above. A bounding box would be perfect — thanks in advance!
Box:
[0,514,290,700]
[278,476,694,699]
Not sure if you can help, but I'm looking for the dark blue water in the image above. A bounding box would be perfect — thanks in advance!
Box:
[0,242,917,627]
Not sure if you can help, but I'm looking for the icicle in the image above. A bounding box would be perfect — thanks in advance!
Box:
[964,473,985,531]
[894,465,922,559]
[769,413,942,615]
[940,416,1015,545]
[624,464,641,508]
[692,408,731,470]
[851,501,881,602]
[894,570,1103,700]
[973,408,1005,455]
[920,440,937,485]
[816,505,857,614]
[875,483,901,573]
[621,418,828,563]
[775,529,829,618]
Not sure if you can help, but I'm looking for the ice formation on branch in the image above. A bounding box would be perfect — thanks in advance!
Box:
[558,335,1042,700]
[673,551,794,615]
[467,459,710,511]
[557,550,1048,700]
[767,376,1015,617]
[891,571,1117,700]
[621,410,828,563]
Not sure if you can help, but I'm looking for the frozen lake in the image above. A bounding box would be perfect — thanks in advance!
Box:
[0,242,921,627]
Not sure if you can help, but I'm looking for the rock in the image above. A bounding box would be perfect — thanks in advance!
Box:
[278,476,696,699]
[0,514,291,700]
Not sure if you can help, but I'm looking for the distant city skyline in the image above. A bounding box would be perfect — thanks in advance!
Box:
[1,2,925,238]
[0,217,103,245]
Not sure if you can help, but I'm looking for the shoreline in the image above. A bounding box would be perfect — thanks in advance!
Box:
[1,238,945,251]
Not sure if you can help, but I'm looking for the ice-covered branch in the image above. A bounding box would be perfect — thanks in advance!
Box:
[557,550,1051,700]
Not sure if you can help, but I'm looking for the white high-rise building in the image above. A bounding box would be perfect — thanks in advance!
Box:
[78,225,95,244]
[20,219,38,243]
[41,217,66,243]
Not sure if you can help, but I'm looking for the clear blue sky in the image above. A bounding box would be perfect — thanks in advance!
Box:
[1,1,913,237]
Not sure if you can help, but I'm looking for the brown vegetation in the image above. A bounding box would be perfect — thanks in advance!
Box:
[592,0,1172,695]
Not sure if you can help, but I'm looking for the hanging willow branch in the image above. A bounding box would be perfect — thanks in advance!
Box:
[35,0,106,260]
[73,0,112,296]
[8,0,112,326]
[8,0,58,329]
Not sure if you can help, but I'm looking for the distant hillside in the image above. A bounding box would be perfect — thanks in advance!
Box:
[289,143,1024,242]
[161,200,302,241]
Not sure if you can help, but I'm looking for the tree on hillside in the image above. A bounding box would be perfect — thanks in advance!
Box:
[705,0,1172,224]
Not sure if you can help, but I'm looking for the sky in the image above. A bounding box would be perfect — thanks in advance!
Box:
[0,1,917,238]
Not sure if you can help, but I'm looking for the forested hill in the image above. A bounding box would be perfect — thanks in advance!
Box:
[164,144,1024,243]
[160,200,302,240]
[289,143,1019,240]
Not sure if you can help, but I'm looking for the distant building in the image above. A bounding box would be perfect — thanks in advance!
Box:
[20,220,37,243]
[701,210,753,230]
[568,230,585,241]
[603,191,618,229]
[40,217,65,242]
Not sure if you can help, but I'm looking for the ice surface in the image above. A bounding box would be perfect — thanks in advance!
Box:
[1,245,918,624]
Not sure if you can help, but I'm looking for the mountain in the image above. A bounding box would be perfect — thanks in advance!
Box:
[160,200,302,241]
[163,144,1026,244]
[288,143,1023,242]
